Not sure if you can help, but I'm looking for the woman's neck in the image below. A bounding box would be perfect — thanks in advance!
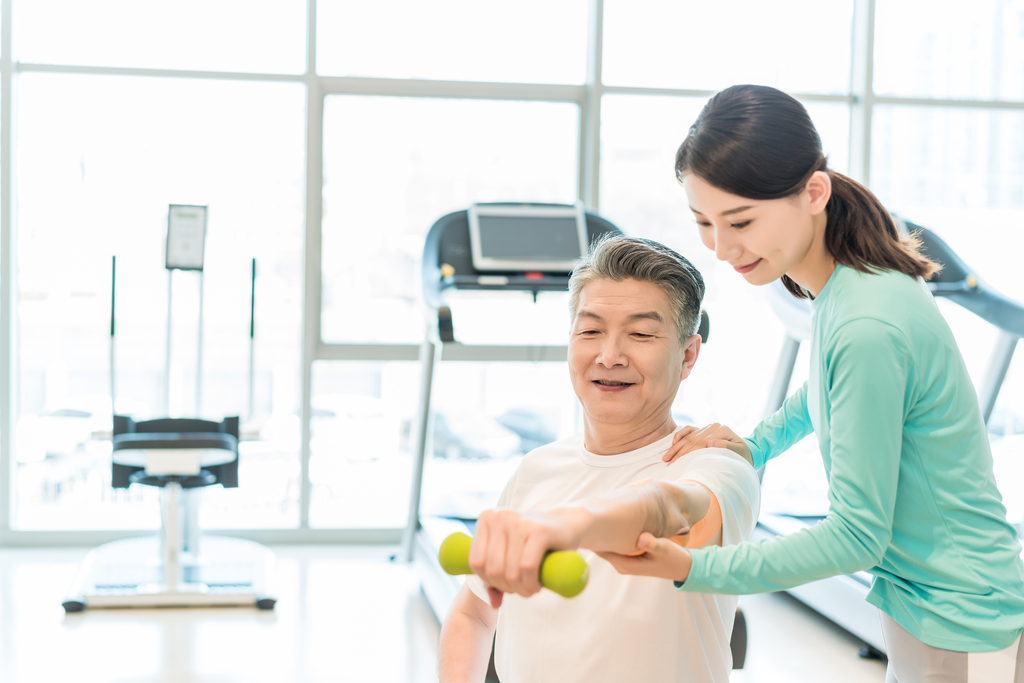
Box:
[788,211,836,297]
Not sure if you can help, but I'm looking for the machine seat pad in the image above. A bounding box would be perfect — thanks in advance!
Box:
[112,432,237,452]
[128,470,218,489]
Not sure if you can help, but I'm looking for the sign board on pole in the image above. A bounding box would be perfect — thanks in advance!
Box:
[165,205,208,271]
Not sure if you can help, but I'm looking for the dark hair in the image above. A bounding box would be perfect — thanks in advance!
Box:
[569,234,705,343]
[675,84,939,298]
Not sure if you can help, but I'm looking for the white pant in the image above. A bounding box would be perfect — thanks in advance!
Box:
[881,613,1024,683]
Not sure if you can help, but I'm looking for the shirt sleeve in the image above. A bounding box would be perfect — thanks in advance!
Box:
[672,449,761,547]
[678,318,908,595]
[746,381,814,469]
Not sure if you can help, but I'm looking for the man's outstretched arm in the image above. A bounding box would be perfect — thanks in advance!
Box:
[567,478,720,553]
[468,478,723,599]
[438,584,499,683]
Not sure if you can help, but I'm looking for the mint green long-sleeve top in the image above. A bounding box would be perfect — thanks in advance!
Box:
[677,264,1024,651]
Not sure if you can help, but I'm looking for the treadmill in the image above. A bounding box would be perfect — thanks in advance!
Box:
[756,215,1024,654]
[399,203,621,622]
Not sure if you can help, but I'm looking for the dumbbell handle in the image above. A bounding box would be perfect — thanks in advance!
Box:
[438,531,589,598]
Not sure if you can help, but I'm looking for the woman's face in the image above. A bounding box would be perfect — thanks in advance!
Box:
[682,172,826,287]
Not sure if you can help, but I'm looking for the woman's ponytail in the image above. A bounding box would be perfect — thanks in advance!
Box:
[780,171,940,298]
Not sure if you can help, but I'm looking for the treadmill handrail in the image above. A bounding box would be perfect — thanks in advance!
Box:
[910,221,1024,339]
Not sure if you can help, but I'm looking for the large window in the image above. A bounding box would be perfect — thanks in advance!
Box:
[874,0,1024,101]
[317,0,589,84]
[602,0,854,94]
[320,96,579,345]
[17,0,306,73]
[15,74,305,529]
[3,0,1024,540]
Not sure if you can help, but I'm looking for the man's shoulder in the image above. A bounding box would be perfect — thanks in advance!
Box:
[664,446,754,472]
[519,433,583,468]
[663,446,760,494]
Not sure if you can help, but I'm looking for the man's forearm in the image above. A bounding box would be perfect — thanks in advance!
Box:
[556,480,712,555]
[438,592,497,683]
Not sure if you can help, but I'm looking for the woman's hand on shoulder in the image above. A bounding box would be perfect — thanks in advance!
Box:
[662,422,752,465]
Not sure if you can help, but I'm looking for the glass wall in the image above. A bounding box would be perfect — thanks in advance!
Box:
[320,96,579,345]
[602,0,854,95]
[17,0,306,73]
[15,74,305,529]
[317,0,589,84]
[2,0,1024,538]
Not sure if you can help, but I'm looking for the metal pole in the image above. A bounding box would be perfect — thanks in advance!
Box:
[165,269,173,416]
[182,487,201,560]
[848,0,877,185]
[248,257,256,420]
[399,336,441,562]
[979,331,1018,425]
[580,0,604,209]
[109,255,116,414]
[299,0,322,530]
[162,481,183,592]
[0,0,16,534]
[196,271,204,416]
[765,336,802,417]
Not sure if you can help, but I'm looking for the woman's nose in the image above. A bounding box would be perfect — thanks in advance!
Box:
[713,225,740,262]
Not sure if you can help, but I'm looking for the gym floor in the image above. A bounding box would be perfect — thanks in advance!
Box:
[0,544,887,682]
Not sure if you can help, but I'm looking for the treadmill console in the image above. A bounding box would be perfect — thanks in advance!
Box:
[468,202,588,273]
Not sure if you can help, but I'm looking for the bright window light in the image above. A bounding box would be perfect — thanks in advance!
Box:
[317,0,588,83]
[320,96,579,345]
[16,0,306,73]
[602,0,854,94]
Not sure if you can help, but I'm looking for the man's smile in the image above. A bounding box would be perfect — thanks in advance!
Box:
[593,379,636,391]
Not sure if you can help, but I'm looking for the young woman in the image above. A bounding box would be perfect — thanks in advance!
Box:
[598,84,1024,682]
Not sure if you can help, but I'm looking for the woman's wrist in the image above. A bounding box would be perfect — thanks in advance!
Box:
[675,548,694,583]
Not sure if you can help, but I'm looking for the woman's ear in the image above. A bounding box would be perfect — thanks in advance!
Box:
[805,170,832,215]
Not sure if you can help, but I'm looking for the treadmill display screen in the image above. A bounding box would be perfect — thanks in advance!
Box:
[476,215,582,262]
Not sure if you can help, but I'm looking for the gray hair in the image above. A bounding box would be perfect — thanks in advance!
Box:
[568,235,705,343]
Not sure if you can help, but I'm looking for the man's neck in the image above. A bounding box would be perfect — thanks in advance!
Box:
[583,413,677,455]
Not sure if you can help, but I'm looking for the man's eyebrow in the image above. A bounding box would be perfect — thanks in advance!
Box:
[575,310,662,323]
[628,311,663,323]
[689,204,755,217]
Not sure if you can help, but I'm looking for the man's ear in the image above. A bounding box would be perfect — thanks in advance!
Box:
[679,334,702,381]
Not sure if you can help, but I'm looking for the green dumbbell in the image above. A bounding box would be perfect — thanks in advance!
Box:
[438,531,589,598]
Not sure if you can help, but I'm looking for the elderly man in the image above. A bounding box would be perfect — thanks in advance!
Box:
[437,235,760,683]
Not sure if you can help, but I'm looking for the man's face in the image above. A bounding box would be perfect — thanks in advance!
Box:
[568,278,698,429]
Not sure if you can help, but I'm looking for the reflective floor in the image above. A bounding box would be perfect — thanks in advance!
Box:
[0,544,886,682]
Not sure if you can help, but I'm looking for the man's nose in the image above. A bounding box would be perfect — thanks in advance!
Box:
[596,337,627,367]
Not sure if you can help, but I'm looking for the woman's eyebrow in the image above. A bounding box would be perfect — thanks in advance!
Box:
[689,205,754,217]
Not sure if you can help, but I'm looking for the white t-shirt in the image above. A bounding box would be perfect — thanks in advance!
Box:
[465,429,760,683]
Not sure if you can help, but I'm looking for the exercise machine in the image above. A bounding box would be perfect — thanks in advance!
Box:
[62,205,275,611]
[756,215,1024,654]
[62,415,276,610]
